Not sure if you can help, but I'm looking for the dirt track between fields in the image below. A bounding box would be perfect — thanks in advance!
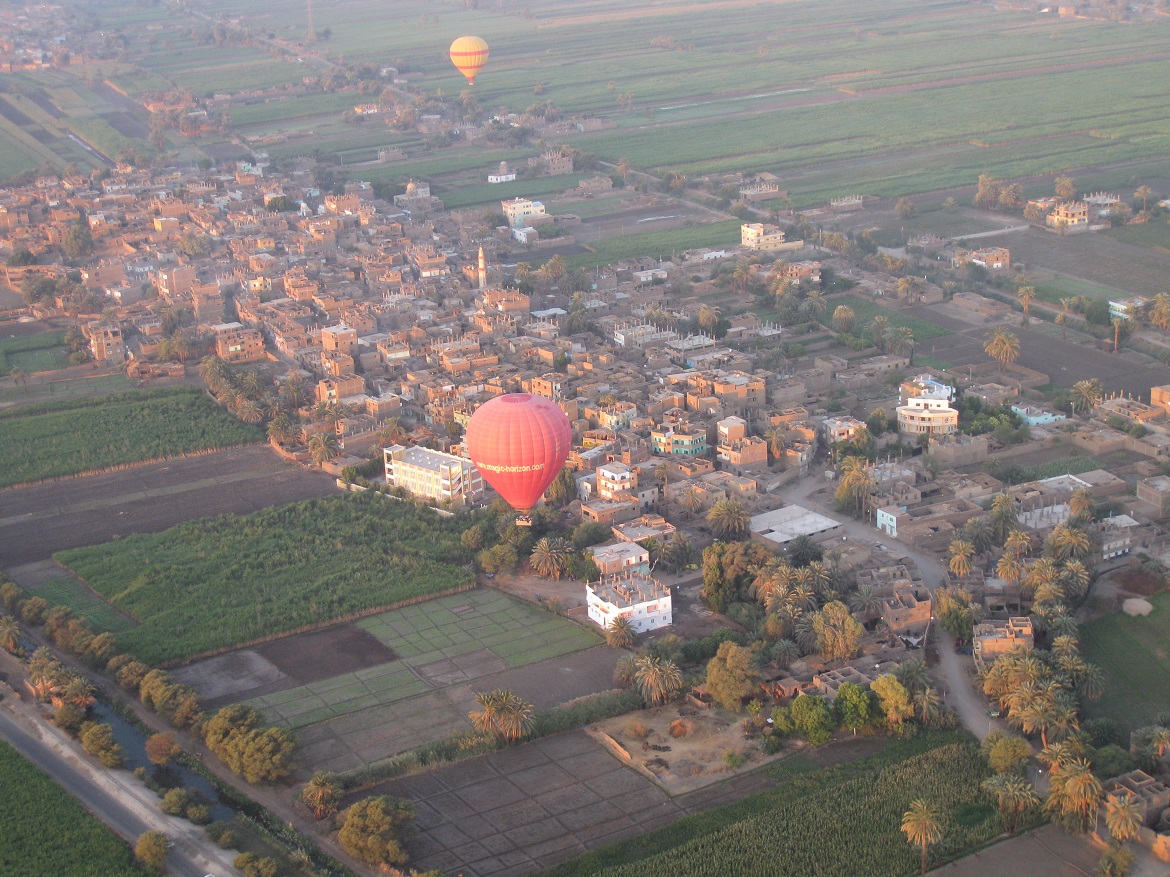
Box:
[0,445,335,566]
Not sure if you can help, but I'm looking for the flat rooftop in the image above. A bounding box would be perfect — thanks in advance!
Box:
[750,505,840,545]
[588,574,669,608]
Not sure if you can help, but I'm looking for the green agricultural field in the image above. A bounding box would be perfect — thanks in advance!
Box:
[835,295,951,343]
[248,589,601,731]
[0,388,262,489]
[0,332,67,373]
[30,578,140,636]
[1105,221,1170,253]
[439,173,587,210]
[539,733,997,877]
[1033,277,1122,306]
[54,494,477,665]
[562,220,742,271]
[1081,590,1170,732]
[0,741,155,877]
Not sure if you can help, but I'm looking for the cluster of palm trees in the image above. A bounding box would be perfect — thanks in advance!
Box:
[468,689,535,742]
[950,489,1096,639]
[528,536,571,579]
[27,646,95,710]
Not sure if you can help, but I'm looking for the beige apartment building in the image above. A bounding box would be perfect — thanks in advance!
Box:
[384,444,483,508]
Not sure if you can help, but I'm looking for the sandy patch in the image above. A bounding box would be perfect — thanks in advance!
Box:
[1123,597,1154,617]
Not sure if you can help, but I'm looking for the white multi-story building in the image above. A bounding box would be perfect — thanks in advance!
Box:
[896,375,958,437]
[596,461,637,500]
[384,444,483,508]
[587,572,672,633]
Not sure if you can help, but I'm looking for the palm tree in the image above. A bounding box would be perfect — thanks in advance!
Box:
[1112,316,1125,354]
[991,493,1019,544]
[654,461,671,496]
[529,537,570,579]
[679,485,703,519]
[888,326,915,358]
[1055,176,1077,201]
[1017,286,1035,325]
[9,367,29,393]
[763,428,786,467]
[1068,489,1094,522]
[1134,184,1154,212]
[996,552,1023,588]
[948,538,975,580]
[1150,293,1170,332]
[198,355,227,385]
[239,370,264,398]
[901,799,944,877]
[832,304,855,333]
[307,432,338,465]
[914,686,943,726]
[983,774,1040,834]
[801,289,827,323]
[616,158,630,184]
[870,315,889,351]
[633,655,683,706]
[0,615,20,654]
[469,689,534,741]
[267,414,297,446]
[848,584,882,618]
[707,498,750,541]
[1045,758,1102,834]
[1104,792,1144,843]
[234,397,263,424]
[984,328,1021,376]
[299,772,342,820]
[280,374,307,407]
[605,616,635,649]
[837,455,875,518]
[1004,528,1031,559]
[1070,378,1103,415]
[1046,524,1090,561]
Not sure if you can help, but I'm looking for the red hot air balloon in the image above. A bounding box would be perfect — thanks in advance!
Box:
[465,393,571,515]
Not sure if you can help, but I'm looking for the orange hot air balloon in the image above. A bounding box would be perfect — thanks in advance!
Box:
[449,35,489,85]
[465,393,571,514]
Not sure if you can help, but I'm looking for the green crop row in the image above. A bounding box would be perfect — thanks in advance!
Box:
[54,492,477,665]
[0,741,154,877]
[0,388,263,488]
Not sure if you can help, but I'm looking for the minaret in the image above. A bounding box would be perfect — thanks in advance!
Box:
[477,246,486,291]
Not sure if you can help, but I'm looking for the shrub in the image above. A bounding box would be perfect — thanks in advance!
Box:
[160,788,191,817]
[80,722,124,768]
[20,596,49,625]
[54,703,87,736]
[625,720,649,739]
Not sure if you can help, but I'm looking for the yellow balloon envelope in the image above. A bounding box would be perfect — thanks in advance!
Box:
[450,35,489,85]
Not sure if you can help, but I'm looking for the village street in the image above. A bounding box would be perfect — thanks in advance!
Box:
[777,475,1007,741]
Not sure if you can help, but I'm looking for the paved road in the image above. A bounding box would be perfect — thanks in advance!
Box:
[0,681,239,876]
[777,477,1006,741]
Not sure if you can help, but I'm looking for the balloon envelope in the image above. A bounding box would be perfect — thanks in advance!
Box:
[465,394,571,512]
[449,35,489,85]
